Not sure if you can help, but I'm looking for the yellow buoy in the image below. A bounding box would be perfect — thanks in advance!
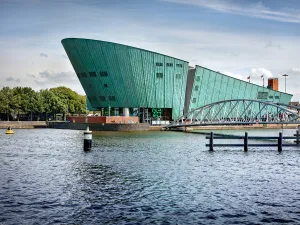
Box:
[6,127,14,135]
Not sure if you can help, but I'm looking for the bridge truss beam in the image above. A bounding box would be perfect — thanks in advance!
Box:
[166,99,300,128]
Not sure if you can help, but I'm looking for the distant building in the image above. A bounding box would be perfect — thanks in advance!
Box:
[289,101,300,107]
[288,101,300,114]
[61,38,293,122]
[268,78,279,91]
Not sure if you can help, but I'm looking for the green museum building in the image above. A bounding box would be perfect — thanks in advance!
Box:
[61,38,292,122]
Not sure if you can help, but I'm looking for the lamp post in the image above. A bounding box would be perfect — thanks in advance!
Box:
[282,74,288,93]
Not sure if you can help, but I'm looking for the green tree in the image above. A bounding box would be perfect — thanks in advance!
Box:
[11,87,24,121]
[21,87,39,121]
[0,86,86,121]
[0,87,13,121]
[49,86,86,117]
[40,89,57,121]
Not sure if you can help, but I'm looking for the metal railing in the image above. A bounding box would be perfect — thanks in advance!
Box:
[206,130,300,152]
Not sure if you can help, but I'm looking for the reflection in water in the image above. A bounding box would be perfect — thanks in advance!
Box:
[0,129,300,224]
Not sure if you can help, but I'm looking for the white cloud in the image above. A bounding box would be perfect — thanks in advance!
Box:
[22,69,83,94]
[40,53,48,58]
[6,77,21,83]
[250,68,273,79]
[222,71,243,80]
[290,68,300,74]
[0,1,299,100]
[163,0,300,23]
[36,69,77,85]
[265,41,281,49]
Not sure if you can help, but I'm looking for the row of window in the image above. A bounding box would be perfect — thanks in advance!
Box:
[89,96,116,102]
[77,71,182,79]
[89,83,108,88]
[77,71,108,78]
[156,62,183,67]
[191,96,280,103]
[77,64,184,79]
[156,73,182,79]
[270,96,280,99]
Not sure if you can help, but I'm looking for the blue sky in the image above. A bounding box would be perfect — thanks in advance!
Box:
[0,0,299,100]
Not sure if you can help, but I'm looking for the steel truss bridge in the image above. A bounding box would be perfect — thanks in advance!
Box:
[166,99,300,128]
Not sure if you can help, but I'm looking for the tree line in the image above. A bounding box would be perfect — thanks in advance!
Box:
[0,86,86,121]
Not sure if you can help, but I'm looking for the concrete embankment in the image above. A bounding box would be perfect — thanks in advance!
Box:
[167,124,300,132]
[48,122,150,131]
[0,121,47,129]
[1,121,299,131]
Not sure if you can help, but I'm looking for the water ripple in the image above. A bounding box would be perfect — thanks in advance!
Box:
[0,129,300,224]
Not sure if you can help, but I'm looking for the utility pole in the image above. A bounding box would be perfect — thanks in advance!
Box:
[282,74,288,93]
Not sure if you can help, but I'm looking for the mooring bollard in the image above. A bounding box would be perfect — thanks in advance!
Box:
[209,132,214,151]
[244,132,248,152]
[84,126,92,151]
[278,132,283,152]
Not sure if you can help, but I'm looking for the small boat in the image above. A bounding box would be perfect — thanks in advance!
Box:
[6,127,14,135]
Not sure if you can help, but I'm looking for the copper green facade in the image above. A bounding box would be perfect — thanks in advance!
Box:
[185,66,292,113]
[62,38,188,119]
[62,38,293,120]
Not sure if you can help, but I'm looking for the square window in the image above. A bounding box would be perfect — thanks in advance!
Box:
[269,96,274,99]
[156,73,163,78]
[275,96,280,99]
[104,84,108,87]
[166,63,173,67]
[89,96,97,101]
[99,96,106,101]
[192,98,196,103]
[100,71,108,77]
[176,74,181,79]
[196,76,200,81]
[195,85,199,91]
[156,62,163,67]
[109,96,116,101]
[89,72,97,77]
[81,72,87,77]
[176,63,183,68]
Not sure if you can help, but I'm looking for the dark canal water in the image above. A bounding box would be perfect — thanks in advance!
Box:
[1,128,300,225]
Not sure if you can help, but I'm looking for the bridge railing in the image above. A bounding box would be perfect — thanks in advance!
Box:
[166,99,300,128]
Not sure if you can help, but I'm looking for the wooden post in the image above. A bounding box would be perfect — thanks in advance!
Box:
[244,132,248,152]
[209,132,214,151]
[278,132,282,152]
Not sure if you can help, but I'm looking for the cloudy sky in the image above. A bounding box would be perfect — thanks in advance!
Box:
[1,0,300,100]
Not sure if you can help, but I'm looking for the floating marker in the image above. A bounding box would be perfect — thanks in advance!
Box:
[6,126,14,135]
[84,126,92,151]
